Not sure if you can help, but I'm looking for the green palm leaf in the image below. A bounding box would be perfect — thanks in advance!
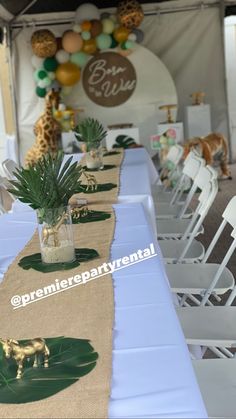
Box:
[73,118,107,148]
[8,151,84,222]
[0,337,98,404]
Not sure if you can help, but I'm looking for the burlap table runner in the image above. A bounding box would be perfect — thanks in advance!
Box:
[0,151,123,418]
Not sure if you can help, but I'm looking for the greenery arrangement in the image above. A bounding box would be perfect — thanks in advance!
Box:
[8,151,83,225]
[0,336,98,403]
[73,118,107,150]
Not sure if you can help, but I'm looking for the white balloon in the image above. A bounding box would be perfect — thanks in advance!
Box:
[73,24,82,33]
[48,72,56,80]
[31,55,44,69]
[75,3,100,23]
[128,33,137,42]
[38,78,51,88]
[55,49,70,64]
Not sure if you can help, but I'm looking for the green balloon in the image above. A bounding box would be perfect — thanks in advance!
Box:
[167,161,175,170]
[38,69,48,80]
[70,51,88,68]
[120,41,127,50]
[96,33,112,50]
[36,86,47,97]
[81,31,91,41]
[110,36,118,48]
[125,40,135,50]
[168,138,175,146]
[34,69,41,82]
[43,57,58,72]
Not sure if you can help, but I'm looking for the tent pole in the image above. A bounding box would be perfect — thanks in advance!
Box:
[10,1,220,29]
[9,0,39,24]
[220,0,233,162]
[5,25,21,164]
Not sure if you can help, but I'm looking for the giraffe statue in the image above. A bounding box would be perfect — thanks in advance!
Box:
[25,89,61,167]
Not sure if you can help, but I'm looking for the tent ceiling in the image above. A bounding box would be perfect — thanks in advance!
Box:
[0,0,168,16]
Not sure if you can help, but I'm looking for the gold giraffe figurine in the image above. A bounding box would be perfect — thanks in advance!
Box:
[159,104,177,123]
[191,92,206,105]
[0,338,50,379]
[42,212,68,247]
[82,170,98,192]
[25,89,62,167]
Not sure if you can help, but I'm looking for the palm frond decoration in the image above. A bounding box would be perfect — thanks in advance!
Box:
[8,151,83,224]
[73,118,107,149]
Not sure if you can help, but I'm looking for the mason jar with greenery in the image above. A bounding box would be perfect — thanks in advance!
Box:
[73,118,107,170]
[8,152,83,264]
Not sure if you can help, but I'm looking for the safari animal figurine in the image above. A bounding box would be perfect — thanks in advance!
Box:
[71,206,89,220]
[0,337,50,379]
[42,212,68,247]
[183,133,232,179]
[82,170,98,192]
[25,89,61,167]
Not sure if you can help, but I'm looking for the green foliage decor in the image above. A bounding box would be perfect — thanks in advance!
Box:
[73,118,107,151]
[0,336,98,403]
[8,151,83,225]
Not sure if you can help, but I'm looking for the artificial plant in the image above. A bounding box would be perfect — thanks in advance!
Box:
[73,118,107,150]
[8,151,83,225]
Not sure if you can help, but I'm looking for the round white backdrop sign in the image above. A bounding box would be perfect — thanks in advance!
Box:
[65,45,178,155]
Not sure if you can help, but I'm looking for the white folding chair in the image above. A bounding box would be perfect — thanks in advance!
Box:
[193,358,236,417]
[159,171,218,263]
[167,196,236,307]
[0,175,14,214]
[152,150,205,205]
[155,156,211,220]
[2,159,20,180]
[156,164,210,237]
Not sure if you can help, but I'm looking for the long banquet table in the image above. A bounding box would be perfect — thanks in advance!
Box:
[0,149,207,418]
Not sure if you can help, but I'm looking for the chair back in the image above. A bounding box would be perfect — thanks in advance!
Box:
[0,175,14,214]
[182,152,205,180]
[2,159,19,180]
[180,178,218,251]
[222,196,236,229]
[198,195,236,305]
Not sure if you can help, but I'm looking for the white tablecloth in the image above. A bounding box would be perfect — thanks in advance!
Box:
[0,202,207,418]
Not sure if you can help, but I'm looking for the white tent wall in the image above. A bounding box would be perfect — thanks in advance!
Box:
[224,15,236,161]
[11,0,229,163]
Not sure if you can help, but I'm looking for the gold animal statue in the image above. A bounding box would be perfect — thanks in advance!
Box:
[191,91,205,105]
[25,89,62,167]
[42,212,68,247]
[159,104,177,123]
[0,337,50,379]
[71,205,89,220]
[183,133,232,179]
[82,170,98,192]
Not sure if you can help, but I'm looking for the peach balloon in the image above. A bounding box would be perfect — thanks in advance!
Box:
[62,31,83,53]
[56,62,81,86]
[82,38,97,54]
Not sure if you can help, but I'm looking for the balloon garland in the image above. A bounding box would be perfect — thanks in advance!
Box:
[31,1,145,97]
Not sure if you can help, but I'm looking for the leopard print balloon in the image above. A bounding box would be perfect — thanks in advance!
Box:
[117,0,144,29]
[31,30,57,58]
